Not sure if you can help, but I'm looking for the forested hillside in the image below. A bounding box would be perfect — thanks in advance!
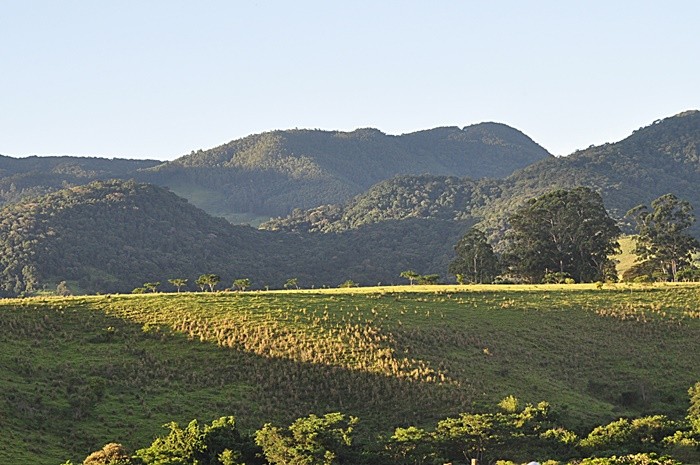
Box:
[0,155,159,206]
[0,180,469,295]
[265,111,700,238]
[0,180,268,295]
[495,109,700,225]
[141,123,551,220]
[0,123,550,224]
[263,175,500,232]
[1,111,699,295]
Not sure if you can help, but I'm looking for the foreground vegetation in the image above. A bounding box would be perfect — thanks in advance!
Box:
[1,284,698,464]
[68,394,700,465]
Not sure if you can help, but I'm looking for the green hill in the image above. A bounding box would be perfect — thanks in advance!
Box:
[262,174,499,232]
[0,123,551,225]
[0,179,279,295]
[496,109,700,225]
[141,123,551,220]
[1,285,698,464]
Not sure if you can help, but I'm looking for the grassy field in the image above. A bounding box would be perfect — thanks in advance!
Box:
[1,283,699,464]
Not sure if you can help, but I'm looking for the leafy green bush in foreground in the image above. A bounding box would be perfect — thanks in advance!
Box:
[65,393,700,465]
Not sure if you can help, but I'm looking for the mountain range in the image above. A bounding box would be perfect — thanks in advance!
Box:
[265,110,700,236]
[0,110,698,294]
[1,122,550,223]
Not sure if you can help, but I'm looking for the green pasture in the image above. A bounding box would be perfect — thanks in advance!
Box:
[0,283,698,464]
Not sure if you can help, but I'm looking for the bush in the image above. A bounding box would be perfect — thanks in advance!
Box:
[83,443,132,465]
[676,268,700,282]
[542,271,573,284]
[578,453,681,465]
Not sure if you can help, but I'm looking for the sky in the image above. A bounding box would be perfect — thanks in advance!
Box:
[1,1,699,160]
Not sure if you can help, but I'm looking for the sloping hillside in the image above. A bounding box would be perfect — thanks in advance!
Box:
[496,109,700,222]
[262,175,498,232]
[0,155,159,206]
[0,180,275,295]
[2,286,698,464]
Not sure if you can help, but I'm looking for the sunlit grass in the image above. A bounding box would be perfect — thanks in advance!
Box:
[1,283,698,465]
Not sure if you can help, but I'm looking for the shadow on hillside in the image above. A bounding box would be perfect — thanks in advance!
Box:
[0,300,470,464]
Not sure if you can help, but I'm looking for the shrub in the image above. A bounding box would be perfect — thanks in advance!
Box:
[83,443,132,465]
[542,271,573,284]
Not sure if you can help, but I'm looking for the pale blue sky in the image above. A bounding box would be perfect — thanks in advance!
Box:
[1,1,698,160]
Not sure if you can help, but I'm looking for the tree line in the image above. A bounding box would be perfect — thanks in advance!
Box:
[448,189,700,284]
[93,189,700,294]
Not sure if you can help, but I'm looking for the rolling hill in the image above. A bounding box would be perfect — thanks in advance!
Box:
[0,155,159,206]
[2,286,698,464]
[0,123,551,225]
[496,109,700,223]
[1,110,699,296]
[262,174,498,233]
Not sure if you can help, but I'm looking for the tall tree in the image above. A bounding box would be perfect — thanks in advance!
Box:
[400,270,420,285]
[168,278,188,293]
[448,228,500,284]
[505,187,620,283]
[196,274,221,292]
[627,194,700,281]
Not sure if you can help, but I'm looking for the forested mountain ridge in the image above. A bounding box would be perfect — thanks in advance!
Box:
[1,111,698,295]
[0,155,159,206]
[163,123,551,179]
[0,180,469,295]
[497,109,700,221]
[264,110,700,237]
[0,123,551,224]
[141,123,551,219]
